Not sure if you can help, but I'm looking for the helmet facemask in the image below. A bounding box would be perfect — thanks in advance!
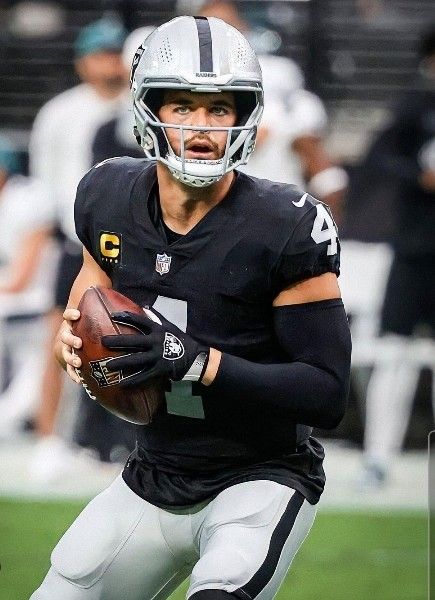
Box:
[130,15,264,187]
[134,84,263,187]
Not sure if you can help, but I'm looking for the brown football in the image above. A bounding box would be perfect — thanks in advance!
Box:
[71,286,166,425]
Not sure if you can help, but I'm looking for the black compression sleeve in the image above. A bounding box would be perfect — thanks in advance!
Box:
[209,299,351,430]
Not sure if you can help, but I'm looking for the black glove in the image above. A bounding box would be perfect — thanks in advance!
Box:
[102,310,209,386]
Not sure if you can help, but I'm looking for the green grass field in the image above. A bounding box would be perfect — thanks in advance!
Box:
[0,499,426,600]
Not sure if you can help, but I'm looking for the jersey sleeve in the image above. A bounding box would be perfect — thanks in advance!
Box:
[73,156,144,268]
[271,197,340,295]
[73,169,95,257]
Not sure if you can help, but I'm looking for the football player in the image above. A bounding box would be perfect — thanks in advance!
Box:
[31,16,351,600]
[360,25,435,487]
[29,17,128,478]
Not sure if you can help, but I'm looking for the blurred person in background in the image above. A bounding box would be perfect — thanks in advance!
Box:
[198,0,348,225]
[28,17,127,481]
[360,25,435,487]
[0,136,54,437]
[69,27,159,464]
[91,26,155,165]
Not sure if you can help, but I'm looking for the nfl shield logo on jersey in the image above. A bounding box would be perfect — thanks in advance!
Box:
[156,253,172,275]
[163,333,185,360]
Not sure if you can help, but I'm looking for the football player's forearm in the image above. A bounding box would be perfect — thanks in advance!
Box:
[207,299,351,430]
[209,354,348,429]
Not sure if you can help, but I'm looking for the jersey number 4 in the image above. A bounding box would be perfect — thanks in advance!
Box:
[152,296,205,420]
[310,204,338,256]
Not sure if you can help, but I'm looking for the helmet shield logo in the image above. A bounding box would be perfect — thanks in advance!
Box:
[155,252,172,275]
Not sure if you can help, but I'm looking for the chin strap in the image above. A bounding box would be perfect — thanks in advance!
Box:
[165,152,227,187]
[168,167,222,188]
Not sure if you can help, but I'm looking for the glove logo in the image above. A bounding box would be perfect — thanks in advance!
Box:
[163,333,185,360]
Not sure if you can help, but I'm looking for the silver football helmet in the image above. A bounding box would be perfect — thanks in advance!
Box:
[130,16,263,187]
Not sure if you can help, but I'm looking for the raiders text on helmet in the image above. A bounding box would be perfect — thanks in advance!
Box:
[131,16,264,187]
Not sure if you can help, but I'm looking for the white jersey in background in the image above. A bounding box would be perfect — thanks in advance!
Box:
[0,174,57,435]
[0,174,55,317]
[240,54,327,186]
[29,83,121,243]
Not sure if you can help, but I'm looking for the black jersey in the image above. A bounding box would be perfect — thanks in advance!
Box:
[92,117,144,166]
[75,158,340,507]
[369,88,435,256]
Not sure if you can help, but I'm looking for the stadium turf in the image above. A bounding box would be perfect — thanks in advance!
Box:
[0,499,426,600]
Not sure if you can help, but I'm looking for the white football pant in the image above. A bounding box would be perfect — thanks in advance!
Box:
[0,316,46,436]
[363,334,428,470]
[30,474,316,600]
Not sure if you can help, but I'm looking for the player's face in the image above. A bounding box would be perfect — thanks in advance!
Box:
[158,91,237,161]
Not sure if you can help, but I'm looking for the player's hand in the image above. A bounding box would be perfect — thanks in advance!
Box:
[59,308,82,384]
[102,310,209,385]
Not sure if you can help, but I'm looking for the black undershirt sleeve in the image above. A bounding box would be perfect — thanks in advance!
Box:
[209,299,351,430]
